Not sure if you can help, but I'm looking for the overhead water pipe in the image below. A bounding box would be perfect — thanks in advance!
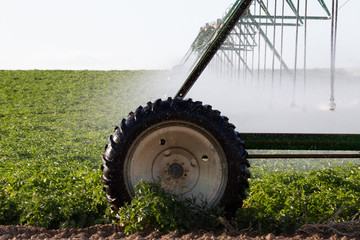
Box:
[329,0,338,111]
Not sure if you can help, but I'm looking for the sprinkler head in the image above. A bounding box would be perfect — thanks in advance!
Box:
[329,101,336,111]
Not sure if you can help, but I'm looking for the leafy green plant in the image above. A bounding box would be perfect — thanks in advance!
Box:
[118,181,223,235]
[249,156,360,179]
[1,69,359,234]
[0,187,20,225]
[0,70,169,229]
[234,163,360,234]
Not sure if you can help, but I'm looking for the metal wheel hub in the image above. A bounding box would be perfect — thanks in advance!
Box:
[168,163,183,179]
[152,147,199,194]
[124,121,227,206]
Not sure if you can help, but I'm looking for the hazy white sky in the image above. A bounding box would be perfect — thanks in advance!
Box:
[0,0,358,70]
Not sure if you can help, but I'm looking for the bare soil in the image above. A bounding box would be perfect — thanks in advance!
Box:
[1,221,359,240]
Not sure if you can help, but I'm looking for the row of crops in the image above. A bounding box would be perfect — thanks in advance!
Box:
[1,70,359,233]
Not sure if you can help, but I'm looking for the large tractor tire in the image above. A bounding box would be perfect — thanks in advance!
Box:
[101,97,250,215]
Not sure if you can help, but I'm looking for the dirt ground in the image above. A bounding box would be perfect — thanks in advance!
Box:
[1,221,359,240]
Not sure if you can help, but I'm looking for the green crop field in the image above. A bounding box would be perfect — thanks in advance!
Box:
[1,70,359,233]
[0,70,168,229]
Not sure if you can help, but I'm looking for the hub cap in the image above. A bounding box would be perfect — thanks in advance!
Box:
[124,121,227,207]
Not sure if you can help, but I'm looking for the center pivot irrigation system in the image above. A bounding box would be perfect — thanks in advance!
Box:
[101,0,360,216]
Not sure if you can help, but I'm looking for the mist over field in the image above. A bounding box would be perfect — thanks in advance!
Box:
[167,68,360,134]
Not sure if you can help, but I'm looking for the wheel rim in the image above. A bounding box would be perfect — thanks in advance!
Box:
[124,120,228,207]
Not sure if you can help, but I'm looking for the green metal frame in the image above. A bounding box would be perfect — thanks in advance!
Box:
[175,0,254,98]
[242,133,360,158]
[182,0,333,77]
[175,0,359,159]
[241,133,360,150]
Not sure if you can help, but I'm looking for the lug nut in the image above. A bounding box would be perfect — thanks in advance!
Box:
[190,158,197,167]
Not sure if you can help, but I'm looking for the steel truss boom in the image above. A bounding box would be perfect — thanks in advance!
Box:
[178,0,335,88]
